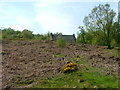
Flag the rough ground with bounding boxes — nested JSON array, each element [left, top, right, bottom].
[[1, 40, 120, 88]]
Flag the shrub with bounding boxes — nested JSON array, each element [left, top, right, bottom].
[[57, 37, 66, 48], [21, 29, 34, 39], [63, 63, 78, 73]]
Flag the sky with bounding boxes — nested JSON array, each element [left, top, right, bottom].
[[0, 0, 119, 36]]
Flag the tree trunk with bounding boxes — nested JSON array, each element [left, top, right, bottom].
[[107, 44, 111, 49]]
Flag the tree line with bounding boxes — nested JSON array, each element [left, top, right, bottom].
[[76, 4, 120, 49], [1, 28, 50, 41]]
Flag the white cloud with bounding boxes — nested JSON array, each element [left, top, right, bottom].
[[0, 3, 33, 31], [36, 11, 75, 34], [16, 16, 28, 24], [33, 0, 78, 34], [3, 15, 33, 31]]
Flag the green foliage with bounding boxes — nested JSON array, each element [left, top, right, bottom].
[[33, 34, 50, 40], [21, 29, 34, 39], [111, 39, 117, 47], [112, 22, 120, 46], [85, 3, 115, 47], [2, 28, 20, 40], [57, 37, 66, 48], [2, 28, 50, 41], [77, 26, 86, 43], [77, 32, 94, 44], [76, 34, 81, 43], [77, 3, 119, 48]]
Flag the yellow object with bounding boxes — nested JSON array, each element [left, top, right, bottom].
[[63, 63, 77, 72]]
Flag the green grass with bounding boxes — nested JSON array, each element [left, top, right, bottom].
[[32, 69, 118, 88], [31, 57, 118, 88]]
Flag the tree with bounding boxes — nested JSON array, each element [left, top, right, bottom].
[[83, 4, 116, 49], [112, 22, 120, 46], [2, 28, 17, 39], [78, 26, 86, 43], [54, 32, 62, 36]]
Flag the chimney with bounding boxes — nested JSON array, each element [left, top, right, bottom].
[[50, 33, 53, 36], [73, 34, 75, 37]]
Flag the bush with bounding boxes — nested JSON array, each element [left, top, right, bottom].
[[57, 37, 66, 48], [21, 29, 34, 39], [63, 63, 78, 73]]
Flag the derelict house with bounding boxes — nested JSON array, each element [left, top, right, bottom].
[[50, 33, 76, 43]]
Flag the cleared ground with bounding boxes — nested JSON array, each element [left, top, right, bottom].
[[2, 40, 120, 88]]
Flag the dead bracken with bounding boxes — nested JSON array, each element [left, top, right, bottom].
[[2, 40, 119, 88]]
